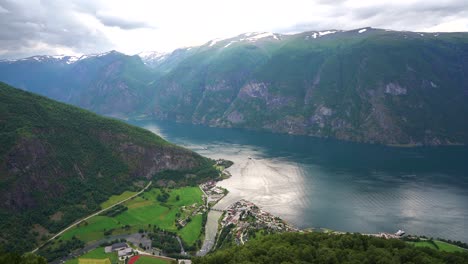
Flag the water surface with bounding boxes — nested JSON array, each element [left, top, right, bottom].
[[130, 119, 468, 242]]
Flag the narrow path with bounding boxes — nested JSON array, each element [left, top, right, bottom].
[[31, 181, 152, 253], [176, 236, 187, 255], [199, 185, 208, 207]]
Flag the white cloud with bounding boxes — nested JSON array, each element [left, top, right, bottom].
[[0, 0, 467, 58]]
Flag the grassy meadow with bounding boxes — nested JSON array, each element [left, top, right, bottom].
[[408, 240, 466, 253], [65, 247, 118, 264], [58, 187, 204, 246], [134, 256, 173, 264], [100, 191, 138, 209]]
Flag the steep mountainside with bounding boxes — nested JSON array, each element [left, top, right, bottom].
[[0, 82, 213, 252], [146, 29, 468, 145], [2, 28, 468, 145], [0, 51, 155, 117]]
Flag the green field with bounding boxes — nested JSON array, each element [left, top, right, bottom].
[[408, 240, 466, 253], [408, 241, 438, 250], [65, 247, 118, 264], [58, 187, 204, 246], [435, 241, 466, 253], [101, 191, 138, 209], [134, 256, 173, 264]]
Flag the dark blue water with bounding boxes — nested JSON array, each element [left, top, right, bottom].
[[130, 119, 468, 242]]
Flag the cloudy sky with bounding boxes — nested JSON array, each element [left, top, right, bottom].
[[0, 0, 467, 59]]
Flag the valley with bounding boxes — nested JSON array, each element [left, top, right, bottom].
[[0, 83, 217, 254], [2, 28, 468, 146], [1, 4, 468, 261]]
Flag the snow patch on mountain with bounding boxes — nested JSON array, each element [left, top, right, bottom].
[[137, 51, 169, 65], [246, 32, 278, 41], [358, 28, 367, 33], [319, 30, 337, 36], [66, 56, 80, 64], [209, 39, 222, 47], [0, 54, 83, 64], [305, 31, 338, 40], [224, 41, 237, 48]]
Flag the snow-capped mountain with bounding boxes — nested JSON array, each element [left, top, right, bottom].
[[137, 51, 170, 67], [138, 51, 169, 62], [0, 50, 123, 65], [204, 32, 283, 49], [0, 55, 80, 64]]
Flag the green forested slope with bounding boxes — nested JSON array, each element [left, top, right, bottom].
[[0, 82, 212, 252], [194, 232, 468, 264], [148, 29, 468, 145]]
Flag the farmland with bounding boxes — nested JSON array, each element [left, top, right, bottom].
[[56, 187, 204, 246], [64, 247, 118, 264]]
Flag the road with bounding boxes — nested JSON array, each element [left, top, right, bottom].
[[32, 181, 152, 254], [176, 236, 187, 255]]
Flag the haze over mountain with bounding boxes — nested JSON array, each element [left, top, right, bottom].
[[0, 82, 213, 252], [1, 28, 467, 146]]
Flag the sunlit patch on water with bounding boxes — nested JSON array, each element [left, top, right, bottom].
[[133, 119, 468, 243]]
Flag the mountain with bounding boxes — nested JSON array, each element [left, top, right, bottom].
[[0, 82, 214, 252], [2, 28, 468, 145], [138, 48, 197, 73], [138, 51, 170, 68], [0, 51, 156, 118], [145, 28, 468, 146]]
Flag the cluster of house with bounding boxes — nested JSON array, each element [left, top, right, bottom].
[[104, 242, 133, 260], [371, 229, 406, 239], [177, 203, 205, 228], [221, 199, 297, 244], [200, 181, 226, 205]]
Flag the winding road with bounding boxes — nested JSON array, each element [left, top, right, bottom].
[[32, 181, 152, 254]]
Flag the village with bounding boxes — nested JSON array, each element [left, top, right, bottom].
[[220, 199, 298, 245]]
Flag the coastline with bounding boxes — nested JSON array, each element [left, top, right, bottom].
[[197, 161, 301, 255]]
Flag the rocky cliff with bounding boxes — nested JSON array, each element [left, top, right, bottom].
[[145, 28, 468, 145]]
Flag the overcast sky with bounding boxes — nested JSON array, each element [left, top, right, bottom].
[[0, 0, 467, 59]]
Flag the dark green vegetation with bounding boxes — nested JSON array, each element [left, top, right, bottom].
[[0, 83, 214, 252], [2, 29, 468, 145], [194, 232, 468, 264], [149, 230, 181, 254], [38, 237, 85, 262], [0, 250, 46, 264]]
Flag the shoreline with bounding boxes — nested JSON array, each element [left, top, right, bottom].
[[127, 117, 466, 148]]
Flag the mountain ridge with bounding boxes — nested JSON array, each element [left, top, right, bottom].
[[1, 28, 468, 145]]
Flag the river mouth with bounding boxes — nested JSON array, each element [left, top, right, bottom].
[[129, 119, 468, 243]]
